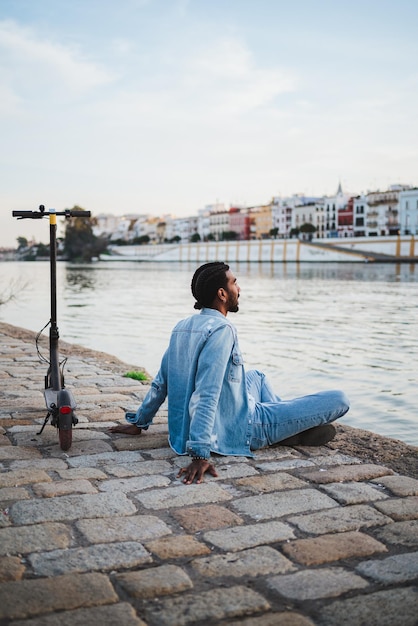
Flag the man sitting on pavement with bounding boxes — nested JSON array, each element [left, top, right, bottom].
[[109, 262, 350, 485]]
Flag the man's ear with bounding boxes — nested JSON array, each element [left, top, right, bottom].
[[218, 287, 227, 302]]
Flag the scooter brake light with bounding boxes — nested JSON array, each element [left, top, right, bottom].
[[60, 405, 72, 414]]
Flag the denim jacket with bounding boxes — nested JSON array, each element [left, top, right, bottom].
[[126, 308, 253, 459]]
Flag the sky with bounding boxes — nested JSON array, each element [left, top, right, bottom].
[[1, 0, 418, 247]]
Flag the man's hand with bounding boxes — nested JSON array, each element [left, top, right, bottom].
[[177, 459, 218, 485], [108, 424, 142, 435]]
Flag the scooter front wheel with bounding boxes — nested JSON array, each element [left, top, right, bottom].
[[57, 389, 74, 451]]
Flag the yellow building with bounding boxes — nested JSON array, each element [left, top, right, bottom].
[[250, 204, 273, 239]]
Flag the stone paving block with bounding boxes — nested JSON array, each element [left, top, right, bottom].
[[0, 522, 73, 556], [356, 550, 418, 583], [191, 546, 295, 578], [33, 479, 99, 497], [255, 459, 315, 472], [0, 555, 25, 581], [10, 491, 136, 525], [76, 514, 172, 544], [115, 564, 193, 598], [310, 453, 362, 467], [48, 439, 114, 456], [29, 541, 152, 576], [232, 488, 338, 520], [10, 427, 109, 447], [146, 447, 177, 460], [10, 602, 147, 626], [203, 520, 295, 552], [268, 567, 369, 601], [114, 432, 169, 450], [0, 486, 29, 502], [253, 448, 302, 462], [371, 474, 418, 496], [135, 482, 232, 510], [56, 467, 108, 480], [67, 450, 144, 468], [235, 472, 308, 493], [374, 519, 418, 547], [104, 459, 172, 477], [282, 530, 387, 565], [144, 585, 270, 626], [98, 474, 171, 493], [0, 468, 52, 488], [317, 586, 418, 626], [10, 458, 68, 471], [145, 535, 211, 558], [0, 572, 118, 620], [374, 495, 418, 520], [0, 434, 11, 446], [320, 481, 389, 504], [0, 446, 42, 461], [171, 504, 244, 532], [288, 503, 392, 535], [212, 462, 259, 480], [299, 463, 394, 484]]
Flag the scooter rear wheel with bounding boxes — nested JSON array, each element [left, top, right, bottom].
[[59, 427, 72, 451], [57, 389, 74, 451]]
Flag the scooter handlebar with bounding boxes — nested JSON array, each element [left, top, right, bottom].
[[12, 210, 44, 219], [69, 210, 91, 217], [12, 209, 91, 219]]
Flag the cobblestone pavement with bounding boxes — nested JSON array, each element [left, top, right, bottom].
[[0, 323, 417, 625]]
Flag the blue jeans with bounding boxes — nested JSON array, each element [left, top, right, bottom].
[[246, 370, 350, 451]]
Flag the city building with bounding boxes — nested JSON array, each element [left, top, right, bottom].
[[365, 185, 410, 236], [250, 204, 273, 239], [353, 196, 367, 237], [399, 188, 418, 235]]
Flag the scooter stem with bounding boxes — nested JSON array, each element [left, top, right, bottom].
[[49, 209, 61, 392]]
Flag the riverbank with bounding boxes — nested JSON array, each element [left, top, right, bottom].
[[0, 321, 417, 625]]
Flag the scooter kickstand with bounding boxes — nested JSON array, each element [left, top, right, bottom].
[[37, 412, 51, 435]]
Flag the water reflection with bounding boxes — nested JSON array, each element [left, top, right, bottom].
[[65, 267, 96, 292], [232, 261, 418, 283]]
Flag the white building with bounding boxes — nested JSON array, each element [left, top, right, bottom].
[[208, 204, 229, 240], [365, 185, 410, 236], [271, 198, 292, 238], [399, 188, 418, 235], [197, 206, 212, 241], [353, 196, 367, 237], [323, 183, 349, 238]]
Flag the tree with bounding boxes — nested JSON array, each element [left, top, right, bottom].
[[269, 228, 279, 239], [190, 233, 201, 243], [0, 278, 28, 306], [299, 223, 316, 233], [299, 223, 316, 241], [220, 230, 238, 241], [17, 236, 28, 250], [64, 206, 108, 262], [132, 235, 150, 245]]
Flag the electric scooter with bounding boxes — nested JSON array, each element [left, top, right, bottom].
[[12, 205, 91, 450]]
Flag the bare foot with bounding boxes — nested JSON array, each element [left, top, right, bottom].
[[108, 424, 142, 435]]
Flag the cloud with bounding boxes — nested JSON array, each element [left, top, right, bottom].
[[0, 19, 114, 100], [183, 38, 296, 115]]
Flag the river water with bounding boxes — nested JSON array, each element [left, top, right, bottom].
[[1, 261, 417, 446]]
